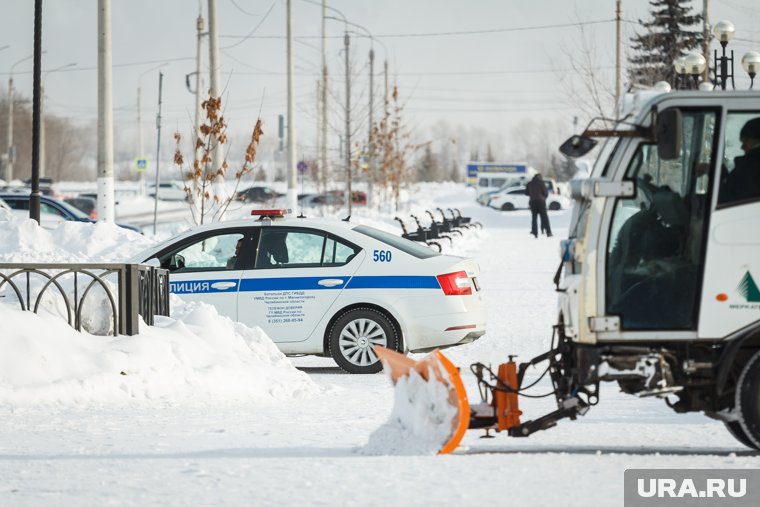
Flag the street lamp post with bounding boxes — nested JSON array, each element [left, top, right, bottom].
[[137, 63, 167, 196], [324, 14, 385, 214], [742, 51, 760, 89], [712, 20, 736, 90], [685, 52, 707, 89]]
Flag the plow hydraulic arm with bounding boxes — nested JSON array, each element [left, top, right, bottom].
[[375, 338, 593, 454]]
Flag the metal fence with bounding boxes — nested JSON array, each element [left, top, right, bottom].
[[0, 263, 170, 336]]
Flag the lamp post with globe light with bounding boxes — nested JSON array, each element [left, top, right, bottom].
[[712, 20, 736, 90], [742, 51, 760, 89]]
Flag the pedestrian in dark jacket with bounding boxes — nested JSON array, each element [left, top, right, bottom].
[[526, 173, 552, 237]]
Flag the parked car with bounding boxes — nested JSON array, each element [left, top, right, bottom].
[[131, 209, 485, 373], [477, 177, 560, 205], [0, 193, 142, 232], [300, 190, 367, 207], [236, 185, 284, 203], [148, 181, 189, 201], [487, 185, 569, 211], [64, 196, 98, 219]]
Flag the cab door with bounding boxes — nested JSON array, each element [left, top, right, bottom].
[[236, 227, 362, 343], [699, 107, 760, 337], [155, 229, 253, 320], [601, 108, 717, 335]]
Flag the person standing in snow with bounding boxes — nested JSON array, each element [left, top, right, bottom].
[[526, 173, 552, 238]]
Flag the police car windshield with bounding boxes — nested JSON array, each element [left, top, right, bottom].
[[352, 225, 439, 259]]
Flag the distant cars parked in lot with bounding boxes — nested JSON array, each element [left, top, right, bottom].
[[235, 185, 284, 203], [299, 190, 367, 207], [487, 185, 569, 211], [148, 182, 189, 201], [132, 209, 485, 373], [477, 177, 561, 206], [0, 192, 142, 232]]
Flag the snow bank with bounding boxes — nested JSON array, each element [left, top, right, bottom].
[[0, 214, 155, 263], [0, 297, 316, 406], [0, 218, 317, 406], [361, 369, 458, 456]]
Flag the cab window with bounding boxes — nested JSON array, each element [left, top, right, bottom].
[[605, 109, 716, 330], [718, 112, 760, 206]]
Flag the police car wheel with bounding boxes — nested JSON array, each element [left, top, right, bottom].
[[328, 308, 398, 374], [548, 201, 561, 211], [735, 350, 760, 450], [501, 202, 515, 211]]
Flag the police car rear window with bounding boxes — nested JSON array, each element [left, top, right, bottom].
[[352, 225, 439, 259]]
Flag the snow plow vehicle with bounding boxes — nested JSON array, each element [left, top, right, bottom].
[[377, 87, 760, 453]]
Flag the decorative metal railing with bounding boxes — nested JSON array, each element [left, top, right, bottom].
[[0, 263, 170, 336]]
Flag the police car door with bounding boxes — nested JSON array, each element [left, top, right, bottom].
[[238, 227, 362, 343], [157, 229, 252, 320]]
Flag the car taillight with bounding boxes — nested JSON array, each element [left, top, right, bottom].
[[437, 271, 472, 296]]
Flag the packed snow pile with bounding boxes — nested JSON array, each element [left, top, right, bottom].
[[0, 217, 317, 406], [0, 214, 156, 263], [361, 368, 458, 456]]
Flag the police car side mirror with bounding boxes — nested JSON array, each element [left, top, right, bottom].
[[656, 108, 682, 161], [168, 253, 185, 271]]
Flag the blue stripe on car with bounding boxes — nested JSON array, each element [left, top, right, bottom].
[[169, 275, 440, 294]]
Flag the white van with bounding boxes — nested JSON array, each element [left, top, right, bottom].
[[467, 163, 536, 197]]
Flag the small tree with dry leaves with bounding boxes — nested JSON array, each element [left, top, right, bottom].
[[368, 85, 417, 211], [173, 92, 263, 224]]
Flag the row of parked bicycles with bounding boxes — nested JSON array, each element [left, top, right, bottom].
[[394, 208, 482, 252]]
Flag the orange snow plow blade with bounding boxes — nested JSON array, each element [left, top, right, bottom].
[[374, 346, 470, 454]]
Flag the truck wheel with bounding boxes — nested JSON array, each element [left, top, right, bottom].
[[501, 202, 515, 211], [328, 308, 398, 374], [724, 421, 757, 449], [735, 350, 760, 449]]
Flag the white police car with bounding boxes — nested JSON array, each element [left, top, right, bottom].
[[133, 210, 486, 373]]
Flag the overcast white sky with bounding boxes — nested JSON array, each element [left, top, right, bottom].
[[1, 0, 759, 167]]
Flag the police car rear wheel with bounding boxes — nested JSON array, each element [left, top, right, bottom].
[[548, 201, 561, 211], [501, 202, 515, 211], [328, 308, 398, 374]]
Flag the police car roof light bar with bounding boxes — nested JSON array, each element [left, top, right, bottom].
[[250, 209, 289, 217]]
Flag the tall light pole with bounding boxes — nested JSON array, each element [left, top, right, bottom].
[[97, 0, 115, 223], [194, 11, 204, 168], [40, 62, 77, 179], [320, 0, 327, 194], [137, 63, 166, 196], [5, 54, 34, 183], [30, 0, 43, 223], [615, 0, 621, 110], [286, 0, 297, 212], [207, 0, 223, 187]]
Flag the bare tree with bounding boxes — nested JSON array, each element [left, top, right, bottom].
[[173, 92, 263, 225], [556, 23, 617, 124]]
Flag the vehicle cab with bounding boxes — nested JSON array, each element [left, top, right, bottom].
[[558, 90, 760, 346]]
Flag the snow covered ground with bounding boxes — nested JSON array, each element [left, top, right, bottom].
[[0, 183, 758, 506]]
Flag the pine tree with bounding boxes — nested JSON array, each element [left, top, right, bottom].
[[628, 0, 704, 87]]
